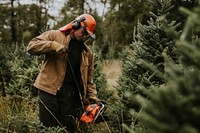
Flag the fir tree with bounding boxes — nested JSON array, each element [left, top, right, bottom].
[[117, 0, 180, 128], [93, 54, 111, 101], [136, 1, 200, 132]]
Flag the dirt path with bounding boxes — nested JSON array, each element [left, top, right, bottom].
[[101, 60, 122, 91]]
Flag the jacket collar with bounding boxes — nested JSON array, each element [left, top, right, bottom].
[[67, 33, 88, 52]]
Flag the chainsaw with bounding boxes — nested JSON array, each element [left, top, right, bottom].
[[80, 102, 105, 123]]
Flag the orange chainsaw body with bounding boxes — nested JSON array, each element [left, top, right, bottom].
[[80, 103, 104, 123]]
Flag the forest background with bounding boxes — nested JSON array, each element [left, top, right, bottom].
[[0, 0, 200, 133]]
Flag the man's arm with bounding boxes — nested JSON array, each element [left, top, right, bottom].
[[27, 30, 66, 55]]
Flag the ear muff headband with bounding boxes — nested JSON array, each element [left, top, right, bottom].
[[72, 17, 86, 30]]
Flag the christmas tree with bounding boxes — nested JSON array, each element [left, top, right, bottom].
[[136, 0, 200, 133], [117, 0, 180, 128]]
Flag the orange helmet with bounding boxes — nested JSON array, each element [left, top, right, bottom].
[[59, 14, 96, 39]]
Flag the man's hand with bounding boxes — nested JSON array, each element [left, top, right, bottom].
[[50, 41, 67, 54], [89, 97, 101, 104]]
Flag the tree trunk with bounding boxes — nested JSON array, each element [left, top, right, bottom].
[[11, 0, 16, 44], [79, 0, 84, 14]]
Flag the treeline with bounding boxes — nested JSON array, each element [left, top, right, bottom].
[[0, 0, 196, 59]]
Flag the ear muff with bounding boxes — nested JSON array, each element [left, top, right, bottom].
[[72, 17, 86, 30]]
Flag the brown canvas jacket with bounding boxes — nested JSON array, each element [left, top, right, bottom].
[[27, 30, 99, 103]]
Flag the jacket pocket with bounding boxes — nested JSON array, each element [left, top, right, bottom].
[[39, 58, 58, 85]]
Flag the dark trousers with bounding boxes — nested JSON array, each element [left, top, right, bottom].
[[38, 84, 83, 133]]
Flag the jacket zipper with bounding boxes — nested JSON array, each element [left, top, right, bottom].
[[57, 35, 71, 91]]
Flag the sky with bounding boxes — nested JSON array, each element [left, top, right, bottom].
[[48, 0, 64, 16], [48, 0, 109, 16]]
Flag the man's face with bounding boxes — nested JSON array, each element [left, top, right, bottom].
[[74, 27, 90, 42]]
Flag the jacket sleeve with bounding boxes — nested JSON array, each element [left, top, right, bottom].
[[27, 30, 54, 55], [87, 52, 100, 102]]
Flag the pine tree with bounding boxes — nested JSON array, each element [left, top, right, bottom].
[[136, 1, 200, 132], [116, 0, 180, 128], [93, 54, 111, 101]]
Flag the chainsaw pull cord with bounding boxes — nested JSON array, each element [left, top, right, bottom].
[[67, 56, 94, 131], [67, 57, 85, 109], [66, 42, 111, 133], [68, 55, 112, 133]]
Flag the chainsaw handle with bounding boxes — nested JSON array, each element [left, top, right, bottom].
[[99, 102, 105, 108]]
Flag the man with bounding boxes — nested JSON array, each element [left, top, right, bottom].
[[27, 14, 100, 133]]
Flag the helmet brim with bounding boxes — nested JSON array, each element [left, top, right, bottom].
[[86, 28, 96, 39]]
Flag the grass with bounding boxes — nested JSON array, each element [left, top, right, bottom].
[[0, 95, 38, 133]]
